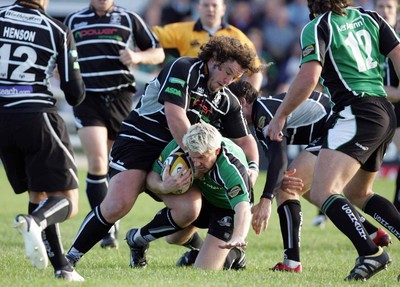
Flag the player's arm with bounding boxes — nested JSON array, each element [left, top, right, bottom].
[[231, 134, 259, 186], [165, 102, 191, 149], [57, 29, 85, 106], [388, 45, 400, 83], [219, 201, 252, 249], [119, 47, 165, 66], [267, 61, 321, 141]]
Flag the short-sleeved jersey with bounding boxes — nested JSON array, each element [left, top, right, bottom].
[[300, 7, 400, 111], [64, 5, 160, 93], [152, 138, 252, 210], [118, 57, 250, 145], [253, 91, 331, 197], [0, 1, 84, 112], [152, 19, 260, 66]]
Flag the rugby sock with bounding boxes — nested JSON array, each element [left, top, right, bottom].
[[135, 208, 183, 244], [67, 206, 113, 261], [30, 196, 72, 229], [29, 202, 71, 271], [363, 194, 400, 241], [395, 170, 400, 212], [183, 232, 204, 250], [86, 173, 108, 209], [322, 194, 378, 256], [358, 214, 378, 235], [277, 200, 302, 263]]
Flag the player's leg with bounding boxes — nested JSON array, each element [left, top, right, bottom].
[[67, 169, 146, 266], [125, 186, 202, 267], [391, 128, 400, 211]]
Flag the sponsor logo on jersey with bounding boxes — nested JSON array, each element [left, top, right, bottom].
[[74, 28, 119, 39], [190, 39, 201, 48], [168, 77, 185, 87], [196, 87, 204, 94], [227, 185, 242, 198], [217, 216, 232, 227], [302, 45, 315, 57], [338, 20, 363, 32], [5, 10, 42, 24], [69, 50, 78, 58], [212, 92, 221, 106], [192, 98, 214, 115], [165, 87, 182, 97], [2, 27, 36, 42], [0, 86, 32, 95], [355, 142, 369, 151], [73, 22, 89, 29]]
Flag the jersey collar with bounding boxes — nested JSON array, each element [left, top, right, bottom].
[[16, 0, 44, 12], [193, 18, 230, 32]]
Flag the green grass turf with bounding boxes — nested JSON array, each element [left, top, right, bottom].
[[0, 166, 399, 287]]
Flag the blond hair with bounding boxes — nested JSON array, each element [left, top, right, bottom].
[[183, 123, 222, 153]]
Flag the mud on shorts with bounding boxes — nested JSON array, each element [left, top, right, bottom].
[[192, 196, 235, 242], [73, 90, 133, 140], [0, 112, 78, 194], [324, 97, 396, 172]]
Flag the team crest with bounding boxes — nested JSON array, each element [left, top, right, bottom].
[[257, 116, 266, 129], [196, 86, 204, 94], [227, 185, 242, 198], [212, 92, 221, 106], [110, 13, 121, 25]]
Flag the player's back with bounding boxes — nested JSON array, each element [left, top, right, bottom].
[[0, 1, 71, 111]]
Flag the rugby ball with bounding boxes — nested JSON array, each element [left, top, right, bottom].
[[161, 151, 193, 194]]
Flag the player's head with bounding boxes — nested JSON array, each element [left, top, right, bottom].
[[197, 0, 226, 29], [199, 36, 260, 92], [228, 80, 259, 123], [307, 0, 349, 19], [374, 0, 398, 27], [183, 122, 222, 176]]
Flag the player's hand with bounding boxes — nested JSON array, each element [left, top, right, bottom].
[[251, 198, 272, 234], [266, 116, 286, 142], [247, 168, 258, 188], [119, 49, 142, 67], [218, 235, 247, 249], [281, 169, 303, 193], [161, 165, 192, 194]]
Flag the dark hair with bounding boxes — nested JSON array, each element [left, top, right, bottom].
[[228, 80, 259, 104], [307, 0, 350, 16], [198, 35, 261, 75]]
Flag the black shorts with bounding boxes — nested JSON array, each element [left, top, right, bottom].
[[108, 136, 167, 178], [0, 112, 78, 194], [324, 97, 396, 172], [73, 90, 133, 140], [192, 197, 235, 242]]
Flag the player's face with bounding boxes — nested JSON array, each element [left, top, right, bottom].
[[90, 0, 114, 13], [375, 0, 398, 27], [188, 149, 220, 178], [198, 0, 226, 28], [207, 60, 244, 92]]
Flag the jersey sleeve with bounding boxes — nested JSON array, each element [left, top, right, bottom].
[[57, 27, 85, 106], [157, 58, 192, 109], [130, 12, 161, 50], [300, 20, 327, 66], [219, 92, 250, 138]]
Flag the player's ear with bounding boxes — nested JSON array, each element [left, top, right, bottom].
[[215, 147, 221, 155]]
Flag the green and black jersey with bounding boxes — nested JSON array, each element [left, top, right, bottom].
[[152, 138, 252, 210], [300, 7, 399, 111]]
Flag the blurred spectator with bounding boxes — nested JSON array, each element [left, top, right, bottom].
[[353, 0, 374, 10], [287, 0, 310, 29], [227, 0, 257, 33], [161, 0, 194, 25]]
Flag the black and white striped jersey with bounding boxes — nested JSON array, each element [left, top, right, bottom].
[[64, 5, 160, 93], [253, 91, 332, 198], [118, 57, 250, 145], [0, 0, 85, 112]]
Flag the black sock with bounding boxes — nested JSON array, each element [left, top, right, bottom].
[[67, 206, 113, 260], [363, 194, 400, 241], [86, 173, 108, 209], [31, 196, 72, 228], [183, 232, 204, 250], [395, 169, 400, 212], [322, 194, 378, 256], [138, 208, 183, 243], [29, 202, 71, 271], [277, 200, 302, 262], [358, 214, 378, 235]]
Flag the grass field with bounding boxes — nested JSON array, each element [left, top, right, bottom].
[[0, 166, 399, 287]]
